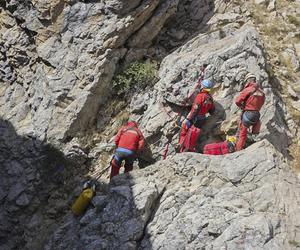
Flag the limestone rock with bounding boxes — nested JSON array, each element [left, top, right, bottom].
[[254, 0, 269, 5], [267, 0, 276, 11], [282, 47, 300, 72], [0, 0, 179, 145], [46, 141, 300, 250], [128, 0, 179, 48], [1, 1, 300, 250], [131, 25, 289, 160], [287, 85, 297, 98]]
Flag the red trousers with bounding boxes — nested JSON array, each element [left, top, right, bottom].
[[110, 159, 134, 180], [236, 120, 261, 151]]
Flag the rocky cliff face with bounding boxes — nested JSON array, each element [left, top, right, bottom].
[[0, 0, 179, 143], [130, 25, 289, 161], [1, 0, 300, 250], [46, 140, 300, 250]]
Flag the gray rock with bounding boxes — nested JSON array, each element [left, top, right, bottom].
[[254, 0, 269, 5], [128, 0, 179, 48], [63, 138, 88, 165], [1, 1, 300, 250], [46, 141, 300, 250], [15, 193, 30, 206], [0, 0, 177, 144], [7, 160, 24, 176], [91, 195, 108, 211], [131, 25, 289, 160], [0, 187, 6, 202], [7, 183, 26, 201], [281, 47, 300, 72], [267, 0, 276, 11], [88, 143, 115, 159], [287, 85, 298, 98]]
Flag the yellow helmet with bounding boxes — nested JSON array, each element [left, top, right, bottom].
[[226, 136, 237, 143]]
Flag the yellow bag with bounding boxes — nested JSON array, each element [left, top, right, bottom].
[[71, 188, 94, 216]]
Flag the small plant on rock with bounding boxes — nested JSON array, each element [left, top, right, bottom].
[[112, 60, 158, 95]]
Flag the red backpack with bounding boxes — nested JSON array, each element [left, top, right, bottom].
[[203, 141, 236, 155], [179, 125, 201, 152]]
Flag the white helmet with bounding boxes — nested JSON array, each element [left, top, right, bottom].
[[245, 73, 256, 81]]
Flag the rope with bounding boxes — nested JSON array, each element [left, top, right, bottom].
[[162, 65, 207, 159]]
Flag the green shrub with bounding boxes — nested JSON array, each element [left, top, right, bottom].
[[112, 61, 158, 95], [289, 240, 300, 247], [287, 14, 300, 26]]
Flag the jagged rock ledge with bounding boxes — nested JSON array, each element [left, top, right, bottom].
[[46, 140, 300, 250], [130, 25, 290, 161]]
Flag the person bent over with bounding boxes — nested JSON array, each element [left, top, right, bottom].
[[235, 73, 265, 151], [110, 121, 145, 179]]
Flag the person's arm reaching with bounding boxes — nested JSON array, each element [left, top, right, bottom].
[[187, 104, 200, 121]]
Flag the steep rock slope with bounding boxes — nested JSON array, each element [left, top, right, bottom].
[[0, 118, 85, 250], [1, 0, 300, 250], [130, 25, 289, 161], [46, 140, 300, 250], [0, 0, 179, 143]]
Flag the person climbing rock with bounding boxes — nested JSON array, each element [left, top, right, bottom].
[[235, 73, 265, 151], [110, 121, 145, 179], [179, 79, 215, 152], [184, 78, 215, 129], [203, 136, 237, 155]]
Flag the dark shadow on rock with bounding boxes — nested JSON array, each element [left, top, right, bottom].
[[138, 141, 156, 169], [45, 173, 158, 250], [197, 101, 227, 152], [153, 0, 216, 53], [0, 118, 90, 250]]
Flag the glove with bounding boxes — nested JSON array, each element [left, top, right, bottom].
[[184, 119, 191, 129]]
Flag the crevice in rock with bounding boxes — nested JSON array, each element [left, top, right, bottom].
[[263, 219, 274, 245], [208, 231, 221, 238], [136, 186, 166, 248], [14, 17, 38, 45], [36, 57, 56, 69], [0, 1, 6, 9]]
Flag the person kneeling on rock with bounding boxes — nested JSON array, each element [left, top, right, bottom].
[[203, 136, 236, 155], [235, 73, 265, 151], [110, 121, 145, 180], [179, 79, 215, 152]]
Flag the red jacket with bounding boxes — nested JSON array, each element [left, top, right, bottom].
[[115, 122, 145, 152], [203, 141, 235, 155], [235, 81, 265, 111], [187, 90, 215, 120]]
